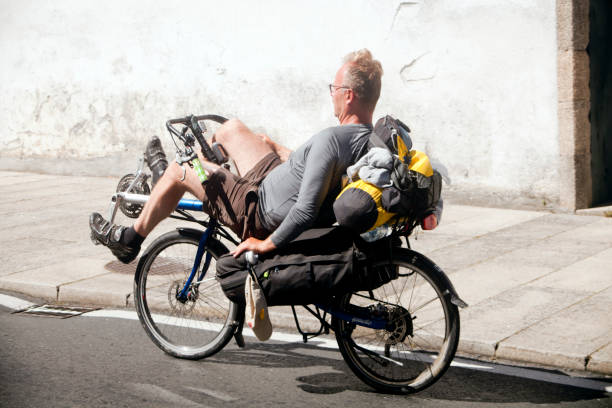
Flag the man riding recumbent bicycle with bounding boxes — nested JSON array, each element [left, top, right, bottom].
[[89, 49, 466, 394]]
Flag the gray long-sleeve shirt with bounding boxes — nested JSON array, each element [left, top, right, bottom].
[[257, 124, 372, 247]]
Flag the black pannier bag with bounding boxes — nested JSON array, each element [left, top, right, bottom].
[[215, 227, 399, 306]]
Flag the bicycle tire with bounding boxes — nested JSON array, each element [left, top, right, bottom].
[[134, 229, 239, 359], [334, 248, 460, 394]]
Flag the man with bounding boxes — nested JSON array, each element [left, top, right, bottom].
[[90, 49, 437, 262]]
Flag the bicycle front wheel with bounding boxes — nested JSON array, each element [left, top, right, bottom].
[[134, 229, 239, 359], [334, 249, 460, 394]]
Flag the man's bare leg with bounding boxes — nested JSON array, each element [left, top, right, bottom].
[[133, 118, 271, 237], [132, 160, 211, 237], [214, 118, 275, 175], [90, 118, 275, 263]]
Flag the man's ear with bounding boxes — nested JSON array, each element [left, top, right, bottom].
[[345, 89, 355, 105]]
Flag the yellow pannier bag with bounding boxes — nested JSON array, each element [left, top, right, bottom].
[[407, 150, 433, 177], [333, 150, 439, 233], [333, 179, 395, 234]]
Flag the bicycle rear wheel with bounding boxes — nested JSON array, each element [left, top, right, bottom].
[[134, 229, 239, 359], [334, 249, 460, 394]]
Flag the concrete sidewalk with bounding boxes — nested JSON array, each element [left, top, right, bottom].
[[1, 170, 611, 377]]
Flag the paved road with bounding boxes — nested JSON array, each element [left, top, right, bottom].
[[1, 302, 610, 408]]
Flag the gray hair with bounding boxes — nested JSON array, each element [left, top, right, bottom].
[[343, 49, 383, 110]]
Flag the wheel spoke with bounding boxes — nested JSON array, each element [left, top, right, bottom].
[[335, 249, 459, 394], [134, 232, 237, 359]]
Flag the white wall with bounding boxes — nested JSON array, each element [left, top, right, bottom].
[[0, 0, 559, 204]]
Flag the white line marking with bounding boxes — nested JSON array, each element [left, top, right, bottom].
[[84, 309, 139, 320], [448, 357, 612, 393], [3, 296, 610, 394], [0, 294, 36, 311], [129, 383, 208, 408], [183, 386, 238, 402]]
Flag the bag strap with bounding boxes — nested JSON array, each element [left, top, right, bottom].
[[369, 129, 391, 150]]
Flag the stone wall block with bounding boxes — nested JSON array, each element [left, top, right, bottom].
[[559, 151, 592, 210], [573, 151, 593, 209], [558, 100, 591, 155], [559, 157, 576, 209], [572, 50, 591, 101], [556, 0, 574, 51], [558, 49, 591, 104], [557, 50, 573, 102], [558, 102, 576, 156], [557, 0, 590, 50]]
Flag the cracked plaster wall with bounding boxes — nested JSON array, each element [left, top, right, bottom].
[[0, 0, 558, 206]]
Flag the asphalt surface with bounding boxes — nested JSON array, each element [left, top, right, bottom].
[[1, 302, 610, 408]]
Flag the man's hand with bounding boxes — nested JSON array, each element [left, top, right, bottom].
[[421, 213, 438, 230], [231, 236, 277, 258], [258, 133, 292, 162]]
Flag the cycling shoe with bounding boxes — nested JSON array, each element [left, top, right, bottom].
[[145, 136, 168, 187], [89, 212, 140, 264]]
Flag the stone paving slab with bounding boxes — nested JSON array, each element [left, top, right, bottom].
[[458, 286, 588, 357], [429, 234, 528, 274], [435, 208, 544, 238], [496, 286, 612, 371], [0, 236, 76, 261], [0, 257, 110, 300], [0, 173, 53, 186], [493, 237, 610, 270], [59, 271, 134, 307], [451, 261, 554, 306], [577, 204, 612, 217], [588, 341, 612, 374], [437, 204, 491, 224], [1, 214, 85, 241], [528, 248, 612, 294], [0, 182, 110, 204], [552, 217, 612, 243], [0, 193, 106, 215], [483, 213, 601, 241], [0, 242, 107, 277], [407, 231, 471, 254]]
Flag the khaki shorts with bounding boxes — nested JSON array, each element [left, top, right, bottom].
[[201, 152, 282, 240]]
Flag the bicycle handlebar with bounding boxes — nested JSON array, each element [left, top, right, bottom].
[[245, 251, 259, 266], [165, 114, 228, 164]]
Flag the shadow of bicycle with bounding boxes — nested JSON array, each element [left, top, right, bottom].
[[205, 340, 610, 405]]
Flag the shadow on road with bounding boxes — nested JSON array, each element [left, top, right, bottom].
[[207, 341, 609, 404]]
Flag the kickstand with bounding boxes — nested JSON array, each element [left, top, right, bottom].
[[232, 303, 246, 348]]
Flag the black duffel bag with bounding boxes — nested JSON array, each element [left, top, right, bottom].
[[216, 227, 399, 306]]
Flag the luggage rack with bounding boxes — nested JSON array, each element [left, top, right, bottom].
[[291, 304, 331, 343]]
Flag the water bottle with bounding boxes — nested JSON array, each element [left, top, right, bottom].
[[191, 158, 208, 183], [360, 224, 392, 242]]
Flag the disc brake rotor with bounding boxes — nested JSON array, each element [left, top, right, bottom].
[[167, 280, 197, 313]]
